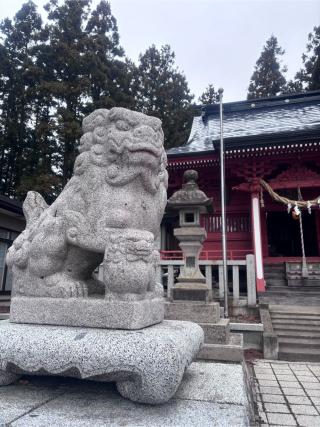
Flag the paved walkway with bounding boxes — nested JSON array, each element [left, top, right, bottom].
[[252, 360, 320, 426], [0, 361, 250, 426]]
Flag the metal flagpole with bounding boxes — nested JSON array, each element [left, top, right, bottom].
[[218, 88, 229, 318]]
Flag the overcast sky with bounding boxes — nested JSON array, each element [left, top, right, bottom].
[[1, 0, 319, 102]]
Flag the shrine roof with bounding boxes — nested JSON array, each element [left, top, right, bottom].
[[0, 195, 23, 215], [167, 90, 320, 157]]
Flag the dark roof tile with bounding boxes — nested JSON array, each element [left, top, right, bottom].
[[167, 91, 320, 156]]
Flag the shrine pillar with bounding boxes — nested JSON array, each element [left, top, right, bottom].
[[251, 191, 266, 292]]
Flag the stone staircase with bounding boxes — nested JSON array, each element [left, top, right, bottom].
[[269, 304, 320, 362], [165, 301, 243, 362], [264, 263, 287, 288], [260, 263, 320, 306], [0, 295, 10, 319]]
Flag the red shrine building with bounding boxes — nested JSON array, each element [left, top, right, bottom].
[[161, 90, 320, 293]]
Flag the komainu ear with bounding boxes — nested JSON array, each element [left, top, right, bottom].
[[23, 191, 48, 227], [82, 109, 109, 133]]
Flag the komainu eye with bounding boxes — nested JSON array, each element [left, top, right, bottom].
[[115, 120, 130, 131]]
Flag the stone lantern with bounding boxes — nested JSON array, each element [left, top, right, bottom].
[[167, 170, 213, 301]]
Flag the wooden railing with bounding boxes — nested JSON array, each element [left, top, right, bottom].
[[157, 254, 256, 306], [201, 214, 251, 233], [160, 249, 250, 260]]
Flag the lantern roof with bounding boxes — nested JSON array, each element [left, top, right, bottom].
[[167, 170, 213, 213]]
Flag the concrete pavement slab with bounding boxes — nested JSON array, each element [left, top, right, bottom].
[[260, 386, 283, 395], [0, 379, 62, 425], [255, 374, 276, 380], [290, 404, 318, 415], [11, 396, 249, 427], [295, 375, 318, 382], [257, 379, 279, 387], [264, 402, 290, 413], [278, 381, 301, 388], [281, 387, 307, 396], [306, 389, 320, 397], [301, 382, 320, 390], [295, 415, 320, 426], [174, 361, 247, 405], [286, 395, 312, 405], [275, 375, 297, 381], [310, 396, 320, 405], [266, 412, 297, 426], [261, 394, 286, 403], [0, 361, 251, 427], [253, 360, 320, 427]]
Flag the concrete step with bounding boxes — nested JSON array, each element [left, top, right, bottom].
[[273, 324, 320, 332], [197, 333, 243, 362], [265, 271, 286, 276], [271, 314, 320, 321], [259, 298, 320, 307], [265, 286, 288, 289], [265, 286, 320, 299], [264, 265, 285, 271], [266, 282, 287, 287], [198, 319, 230, 345], [276, 330, 320, 338], [265, 275, 286, 280], [278, 346, 320, 362], [0, 314, 9, 320], [272, 319, 320, 326], [0, 302, 10, 314], [265, 288, 320, 294], [277, 337, 320, 348], [269, 305, 320, 314]]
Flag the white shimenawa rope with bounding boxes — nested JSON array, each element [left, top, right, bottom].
[[260, 179, 311, 278], [297, 188, 308, 278], [260, 179, 320, 209]]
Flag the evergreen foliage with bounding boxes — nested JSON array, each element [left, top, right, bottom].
[[0, 1, 49, 198], [247, 35, 287, 99], [135, 44, 194, 149], [295, 26, 320, 91], [198, 84, 219, 105], [0, 2, 195, 200]]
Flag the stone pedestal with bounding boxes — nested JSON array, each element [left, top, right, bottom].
[[165, 301, 220, 323], [165, 301, 243, 362], [10, 295, 164, 330], [0, 319, 203, 405], [172, 227, 211, 301], [172, 285, 210, 302]]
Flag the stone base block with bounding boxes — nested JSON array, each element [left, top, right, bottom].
[[165, 301, 220, 324], [197, 334, 243, 362], [199, 319, 230, 344], [172, 287, 209, 302], [0, 319, 203, 404], [10, 296, 164, 330]]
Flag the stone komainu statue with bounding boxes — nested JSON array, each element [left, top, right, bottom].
[[0, 110, 203, 405], [7, 108, 168, 301]]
